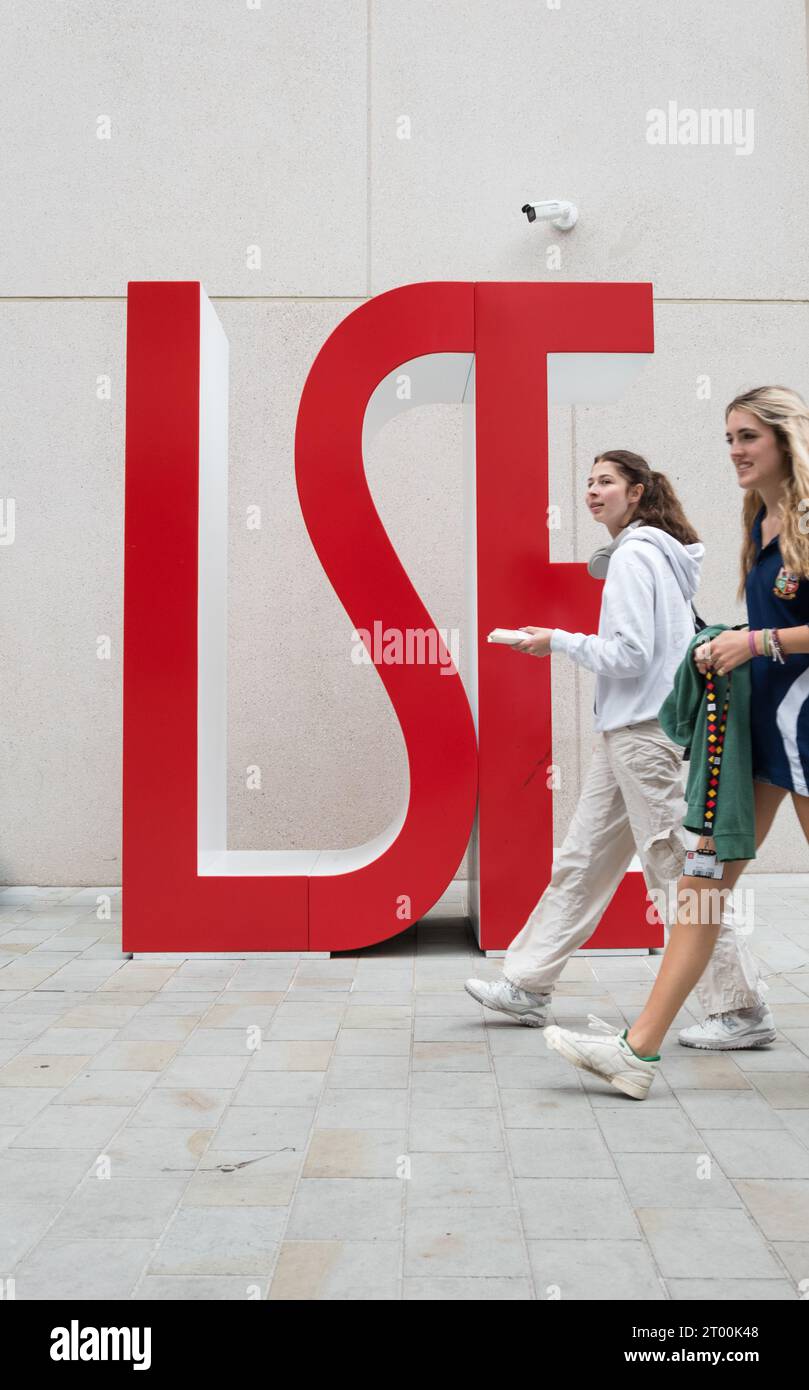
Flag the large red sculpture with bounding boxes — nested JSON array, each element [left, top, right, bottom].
[[123, 280, 660, 953]]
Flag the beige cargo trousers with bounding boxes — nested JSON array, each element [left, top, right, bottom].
[[503, 717, 767, 1015]]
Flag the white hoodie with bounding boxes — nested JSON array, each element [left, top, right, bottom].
[[550, 522, 705, 733]]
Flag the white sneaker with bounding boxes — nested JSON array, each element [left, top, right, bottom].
[[464, 975, 551, 1026], [544, 1014, 659, 1100], [678, 1004, 776, 1050]]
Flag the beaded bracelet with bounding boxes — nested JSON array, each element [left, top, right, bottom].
[[770, 628, 786, 664]]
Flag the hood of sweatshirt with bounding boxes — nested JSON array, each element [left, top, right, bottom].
[[588, 520, 704, 602]]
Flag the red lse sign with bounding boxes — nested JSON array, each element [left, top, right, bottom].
[[122, 279, 661, 954]]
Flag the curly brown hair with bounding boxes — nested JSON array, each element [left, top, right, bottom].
[[595, 450, 701, 546]]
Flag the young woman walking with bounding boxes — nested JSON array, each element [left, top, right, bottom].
[[545, 387, 809, 1098], [465, 450, 710, 1031]]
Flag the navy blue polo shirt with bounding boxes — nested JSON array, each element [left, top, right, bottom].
[[745, 505, 809, 791]]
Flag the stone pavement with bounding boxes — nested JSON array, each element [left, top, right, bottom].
[[1, 880, 808, 1300]]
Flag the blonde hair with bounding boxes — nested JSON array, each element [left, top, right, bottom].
[[726, 386, 809, 598]]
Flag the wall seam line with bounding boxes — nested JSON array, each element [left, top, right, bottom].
[[1, 296, 809, 306]]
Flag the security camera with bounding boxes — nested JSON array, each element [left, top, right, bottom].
[[521, 200, 578, 231]]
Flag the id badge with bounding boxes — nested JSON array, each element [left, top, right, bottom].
[[684, 849, 724, 880]]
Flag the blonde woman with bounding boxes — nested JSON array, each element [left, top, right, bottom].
[[546, 387, 809, 1098]]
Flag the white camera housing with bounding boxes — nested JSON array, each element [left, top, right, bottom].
[[521, 199, 578, 231]]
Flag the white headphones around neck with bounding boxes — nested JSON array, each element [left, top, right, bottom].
[[587, 519, 644, 579]]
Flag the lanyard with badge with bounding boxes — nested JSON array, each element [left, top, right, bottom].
[[683, 663, 729, 880]]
